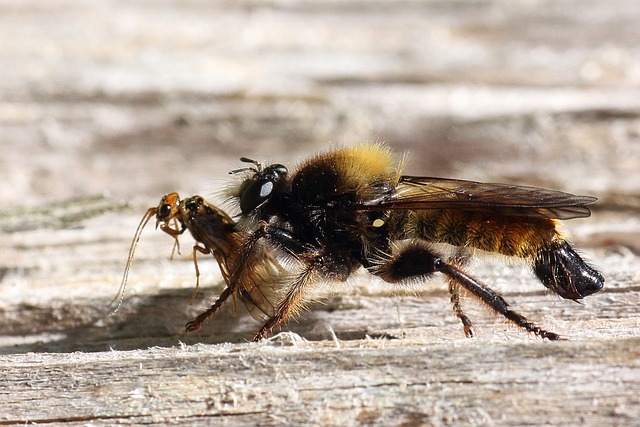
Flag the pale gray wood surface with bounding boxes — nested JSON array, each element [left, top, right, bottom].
[[1, 1, 639, 425]]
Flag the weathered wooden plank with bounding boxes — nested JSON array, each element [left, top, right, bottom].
[[2, 336, 640, 425], [1, 200, 638, 426]]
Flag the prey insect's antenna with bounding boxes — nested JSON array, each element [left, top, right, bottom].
[[110, 207, 157, 316]]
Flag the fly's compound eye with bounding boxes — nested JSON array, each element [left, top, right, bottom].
[[239, 164, 287, 214], [269, 164, 288, 178]]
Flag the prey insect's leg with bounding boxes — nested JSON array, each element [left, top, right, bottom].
[[159, 220, 184, 238], [158, 221, 185, 260], [190, 244, 211, 304], [168, 218, 182, 258], [185, 225, 268, 333], [160, 220, 209, 304], [368, 243, 561, 340], [159, 218, 217, 305]]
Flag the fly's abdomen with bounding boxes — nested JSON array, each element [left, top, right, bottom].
[[406, 209, 604, 299], [408, 210, 557, 258]]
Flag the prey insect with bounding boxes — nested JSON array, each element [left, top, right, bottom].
[[184, 143, 603, 341], [113, 193, 285, 323]]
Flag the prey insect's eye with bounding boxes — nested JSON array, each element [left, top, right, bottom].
[[158, 203, 172, 219], [239, 164, 287, 214], [186, 198, 203, 213], [156, 193, 181, 221]]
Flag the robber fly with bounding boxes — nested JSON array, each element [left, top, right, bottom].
[[182, 143, 604, 341], [114, 193, 286, 323]]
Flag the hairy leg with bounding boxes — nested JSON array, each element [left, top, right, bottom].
[[368, 243, 560, 340], [253, 265, 317, 341], [185, 228, 265, 333]]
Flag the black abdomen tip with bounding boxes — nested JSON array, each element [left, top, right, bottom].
[[534, 241, 604, 300]]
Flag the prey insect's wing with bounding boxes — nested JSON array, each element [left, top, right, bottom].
[[237, 264, 280, 321], [229, 250, 282, 322], [187, 210, 279, 321], [361, 176, 596, 220]]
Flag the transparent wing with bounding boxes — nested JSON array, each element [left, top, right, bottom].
[[189, 215, 281, 321], [360, 176, 596, 220]]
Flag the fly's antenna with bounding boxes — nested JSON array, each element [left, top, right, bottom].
[[110, 207, 157, 316], [229, 157, 262, 175]]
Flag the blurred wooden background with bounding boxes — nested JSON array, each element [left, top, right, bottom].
[[1, 1, 639, 425]]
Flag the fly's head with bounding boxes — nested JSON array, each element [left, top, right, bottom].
[[230, 158, 288, 215]]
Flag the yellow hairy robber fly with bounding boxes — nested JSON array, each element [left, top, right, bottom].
[[118, 144, 604, 341]]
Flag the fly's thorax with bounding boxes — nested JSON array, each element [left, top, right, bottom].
[[290, 143, 400, 204]]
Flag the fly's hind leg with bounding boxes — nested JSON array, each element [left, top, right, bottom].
[[439, 261, 561, 340], [448, 279, 474, 338], [444, 252, 475, 338], [368, 243, 561, 340]]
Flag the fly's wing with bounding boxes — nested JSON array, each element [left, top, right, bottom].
[[361, 176, 597, 220]]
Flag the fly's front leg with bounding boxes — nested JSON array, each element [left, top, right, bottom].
[[185, 285, 234, 333], [251, 224, 321, 341], [254, 264, 317, 341]]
